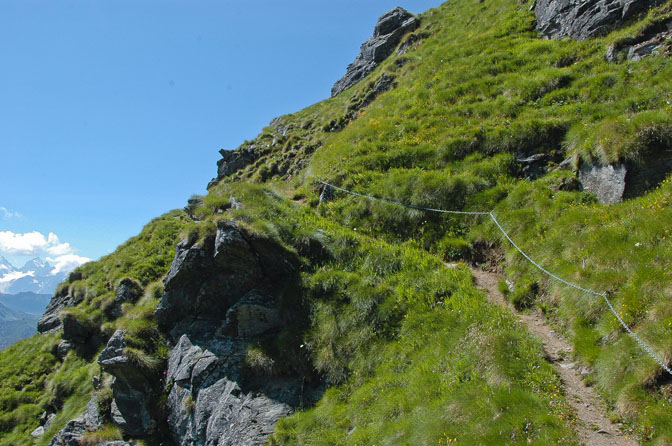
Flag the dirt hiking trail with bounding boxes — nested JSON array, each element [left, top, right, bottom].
[[470, 266, 637, 446]]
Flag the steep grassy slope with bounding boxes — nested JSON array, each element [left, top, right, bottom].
[[2, 0, 672, 444], [0, 211, 193, 445], [216, 0, 672, 441]]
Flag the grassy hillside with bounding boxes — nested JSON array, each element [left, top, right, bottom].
[[2, 0, 672, 444], [0, 211, 193, 445]]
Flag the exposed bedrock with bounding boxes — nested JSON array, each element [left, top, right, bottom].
[[155, 219, 320, 445], [535, 0, 663, 40], [331, 7, 419, 96]]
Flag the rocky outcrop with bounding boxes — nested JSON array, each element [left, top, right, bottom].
[[155, 218, 319, 445], [98, 330, 157, 437], [606, 18, 672, 62], [215, 148, 259, 181], [579, 163, 627, 204], [165, 334, 297, 446], [535, 0, 663, 40], [331, 7, 419, 96], [38, 284, 83, 333], [155, 220, 297, 337], [47, 405, 102, 446]]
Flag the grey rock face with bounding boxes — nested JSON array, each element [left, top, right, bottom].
[[535, 0, 662, 40], [331, 7, 419, 96], [98, 330, 157, 436], [61, 313, 96, 345], [155, 220, 296, 337], [47, 417, 86, 446], [156, 219, 318, 446], [579, 164, 627, 204], [516, 153, 556, 180], [55, 340, 75, 360], [84, 394, 105, 431], [166, 334, 295, 446]]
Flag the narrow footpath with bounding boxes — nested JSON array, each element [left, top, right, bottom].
[[469, 267, 637, 446]]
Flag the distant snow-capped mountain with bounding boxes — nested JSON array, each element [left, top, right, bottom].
[[0, 257, 68, 295]]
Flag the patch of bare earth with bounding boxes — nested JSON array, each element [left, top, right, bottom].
[[469, 266, 637, 446]]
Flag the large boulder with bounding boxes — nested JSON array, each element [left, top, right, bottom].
[[331, 7, 419, 96], [535, 0, 663, 40]]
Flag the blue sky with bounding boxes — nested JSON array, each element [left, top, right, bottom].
[[0, 0, 443, 269]]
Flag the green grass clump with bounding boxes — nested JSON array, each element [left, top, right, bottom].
[[79, 424, 123, 445]]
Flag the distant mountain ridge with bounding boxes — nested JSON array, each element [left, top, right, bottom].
[[0, 301, 38, 350], [0, 291, 51, 316], [0, 256, 68, 295]]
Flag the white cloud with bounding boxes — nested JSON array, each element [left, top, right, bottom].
[[47, 254, 91, 275], [0, 230, 91, 275], [0, 270, 34, 283], [0, 206, 21, 220], [0, 230, 74, 256]]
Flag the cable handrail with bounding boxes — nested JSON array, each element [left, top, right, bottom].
[[317, 179, 672, 375]]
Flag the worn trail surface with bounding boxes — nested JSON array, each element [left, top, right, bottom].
[[470, 267, 637, 446]]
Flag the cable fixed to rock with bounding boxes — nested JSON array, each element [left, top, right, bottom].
[[316, 178, 672, 375]]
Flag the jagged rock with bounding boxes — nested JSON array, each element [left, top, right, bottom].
[[535, 0, 663, 40], [155, 217, 319, 445], [47, 417, 86, 446], [579, 163, 627, 204], [165, 334, 295, 446], [218, 148, 258, 178], [155, 220, 296, 337], [105, 278, 143, 319], [331, 7, 419, 96], [606, 18, 672, 62], [38, 287, 83, 333], [40, 411, 56, 428], [98, 330, 156, 436], [84, 395, 105, 431]]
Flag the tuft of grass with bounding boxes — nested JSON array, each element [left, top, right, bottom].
[[79, 424, 123, 446]]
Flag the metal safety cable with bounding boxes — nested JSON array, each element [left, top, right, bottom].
[[317, 179, 672, 375]]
